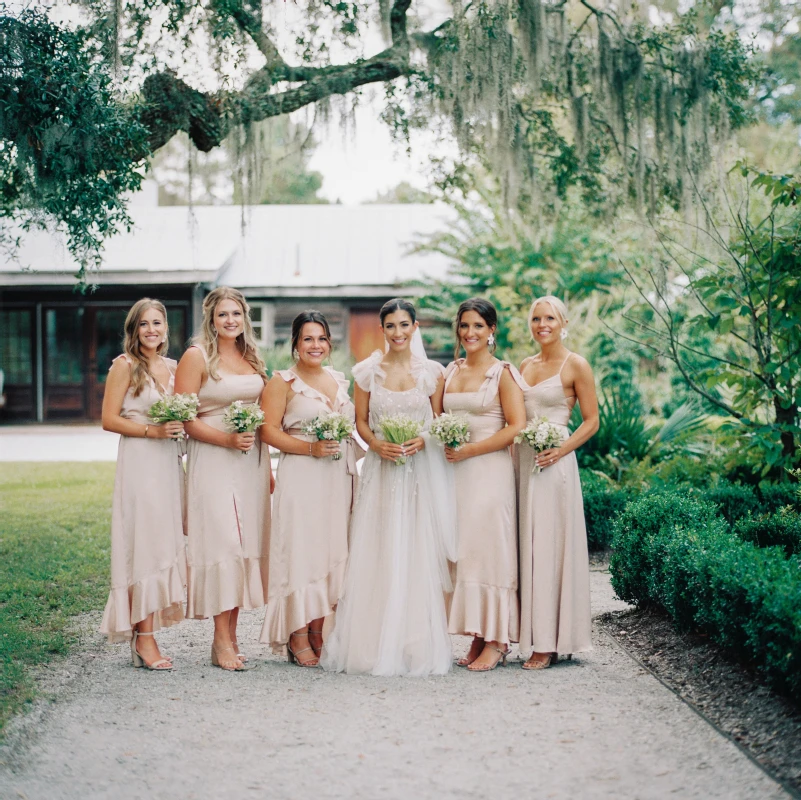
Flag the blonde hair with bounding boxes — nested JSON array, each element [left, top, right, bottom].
[[528, 295, 569, 336], [195, 286, 267, 382], [123, 298, 169, 397]]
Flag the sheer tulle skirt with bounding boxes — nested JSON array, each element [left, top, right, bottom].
[[321, 440, 456, 676]]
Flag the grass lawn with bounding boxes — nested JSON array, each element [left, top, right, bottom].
[[0, 462, 114, 733]]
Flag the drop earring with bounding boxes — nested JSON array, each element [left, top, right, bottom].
[[560, 329, 568, 341], [292, 349, 299, 361], [487, 334, 495, 348]]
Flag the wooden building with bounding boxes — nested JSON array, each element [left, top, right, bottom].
[[0, 193, 452, 422]]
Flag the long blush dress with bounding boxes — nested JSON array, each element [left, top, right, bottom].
[[321, 351, 457, 676], [100, 355, 186, 643], [185, 348, 271, 619], [517, 353, 591, 656], [260, 368, 356, 650], [444, 359, 520, 648]]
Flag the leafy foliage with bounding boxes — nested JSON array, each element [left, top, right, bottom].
[[0, 6, 147, 282], [733, 508, 801, 557], [622, 165, 801, 470], [610, 490, 801, 701]]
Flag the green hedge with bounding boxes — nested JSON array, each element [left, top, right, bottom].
[[610, 492, 801, 701], [580, 470, 633, 550], [700, 481, 799, 525], [733, 509, 801, 557]]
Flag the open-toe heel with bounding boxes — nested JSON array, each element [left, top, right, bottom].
[[308, 629, 324, 659], [522, 651, 556, 671], [466, 645, 510, 673], [288, 631, 319, 668], [211, 644, 245, 671], [130, 631, 173, 671]]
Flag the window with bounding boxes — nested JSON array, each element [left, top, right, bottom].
[[0, 309, 33, 384], [250, 303, 268, 346]]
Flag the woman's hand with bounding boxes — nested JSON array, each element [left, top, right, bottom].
[[228, 431, 256, 453], [151, 421, 185, 440], [536, 447, 564, 469], [370, 438, 406, 462], [311, 439, 341, 458], [401, 436, 425, 457], [445, 442, 476, 463]]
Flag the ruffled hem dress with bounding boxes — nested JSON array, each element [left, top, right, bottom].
[[99, 355, 187, 643], [260, 367, 356, 650], [184, 347, 271, 619], [321, 351, 457, 676], [517, 353, 592, 655], [443, 359, 521, 647]]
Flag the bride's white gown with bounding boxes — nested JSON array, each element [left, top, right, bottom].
[[321, 350, 457, 676]]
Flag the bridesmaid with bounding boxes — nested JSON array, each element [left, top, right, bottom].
[[100, 298, 186, 670], [259, 311, 356, 667], [436, 298, 526, 672], [517, 295, 598, 669], [175, 286, 272, 672]]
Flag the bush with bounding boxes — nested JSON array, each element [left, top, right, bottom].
[[733, 509, 801, 557], [759, 483, 800, 513], [610, 491, 801, 701], [580, 470, 633, 550], [701, 482, 759, 524]]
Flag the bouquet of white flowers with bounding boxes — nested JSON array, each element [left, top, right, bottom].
[[301, 412, 354, 460], [148, 392, 199, 423], [222, 401, 265, 455], [515, 417, 567, 473], [378, 414, 424, 466], [429, 413, 471, 450]]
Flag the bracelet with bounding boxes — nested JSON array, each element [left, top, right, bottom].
[[367, 436, 375, 448], [144, 425, 149, 438]]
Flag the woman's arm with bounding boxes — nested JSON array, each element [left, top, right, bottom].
[[536, 356, 599, 469], [430, 373, 445, 416], [355, 384, 404, 462], [445, 368, 526, 462], [259, 376, 341, 458], [101, 359, 183, 440], [175, 348, 252, 451]]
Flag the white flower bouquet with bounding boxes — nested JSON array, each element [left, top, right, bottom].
[[301, 412, 354, 460], [222, 400, 265, 455], [515, 416, 567, 473], [378, 414, 424, 466], [429, 413, 471, 450], [148, 392, 199, 423]]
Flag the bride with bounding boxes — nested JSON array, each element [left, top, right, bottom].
[[321, 298, 457, 676]]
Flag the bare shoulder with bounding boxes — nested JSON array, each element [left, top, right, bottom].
[[566, 353, 593, 378], [179, 346, 206, 368]]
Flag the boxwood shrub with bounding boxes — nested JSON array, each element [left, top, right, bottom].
[[610, 491, 801, 701], [580, 470, 633, 551], [733, 509, 801, 557]]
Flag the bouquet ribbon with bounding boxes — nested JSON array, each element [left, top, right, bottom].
[[286, 428, 358, 477]]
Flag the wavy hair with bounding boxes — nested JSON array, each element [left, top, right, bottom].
[[195, 287, 267, 382], [122, 298, 169, 397]]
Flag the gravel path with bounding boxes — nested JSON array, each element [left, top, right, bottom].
[[0, 569, 788, 800]]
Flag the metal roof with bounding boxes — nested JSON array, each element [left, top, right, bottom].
[[0, 204, 454, 289]]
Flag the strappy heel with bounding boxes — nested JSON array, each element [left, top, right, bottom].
[[466, 644, 510, 672], [288, 631, 319, 668], [211, 644, 245, 671], [308, 629, 324, 659], [230, 640, 247, 663], [130, 631, 172, 671], [457, 636, 484, 667], [522, 651, 557, 671]]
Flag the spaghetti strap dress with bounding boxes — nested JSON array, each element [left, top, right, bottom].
[[99, 355, 186, 643], [443, 359, 521, 647], [517, 353, 592, 655], [185, 347, 271, 619], [260, 367, 356, 650]]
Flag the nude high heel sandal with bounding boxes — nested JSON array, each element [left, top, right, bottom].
[[211, 644, 245, 671], [130, 631, 173, 671], [466, 645, 510, 672], [522, 652, 557, 671], [287, 631, 319, 668]]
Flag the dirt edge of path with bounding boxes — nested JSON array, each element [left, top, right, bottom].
[[600, 608, 801, 799]]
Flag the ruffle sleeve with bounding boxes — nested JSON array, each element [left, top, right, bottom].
[[412, 355, 445, 397], [351, 350, 385, 393]]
